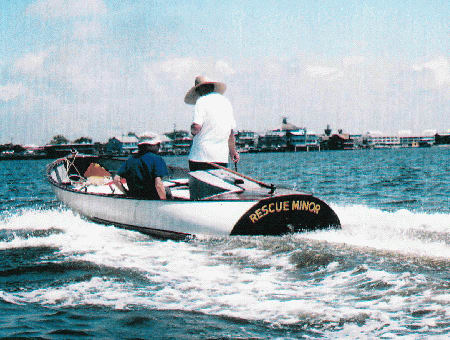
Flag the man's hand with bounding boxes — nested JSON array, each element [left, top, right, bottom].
[[230, 150, 240, 163], [113, 175, 127, 194], [191, 123, 202, 136], [155, 177, 166, 200], [228, 130, 239, 163]]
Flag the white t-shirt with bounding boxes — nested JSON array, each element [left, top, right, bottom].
[[189, 92, 236, 163]]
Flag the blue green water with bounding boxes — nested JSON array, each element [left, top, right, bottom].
[[1, 147, 449, 339]]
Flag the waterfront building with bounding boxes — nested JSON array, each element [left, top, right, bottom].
[[105, 135, 139, 155], [399, 135, 435, 147], [364, 132, 401, 148], [257, 118, 320, 152], [23, 144, 45, 154], [257, 129, 287, 151], [321, 134, 354, 150], [398, 130, 435, 147], [286, 129, 320, 151], [350, 134, 363, 149], [257, 130, 287, 151], [235, 131, 258, 152], [363, 130, 436, 148], [164, 130, 192, 155]]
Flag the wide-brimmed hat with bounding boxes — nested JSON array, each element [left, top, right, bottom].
[[184, 76, 226, 105], [138, 137, 162, 146]]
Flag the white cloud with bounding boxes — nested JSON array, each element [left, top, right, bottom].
[[14, 52, 48, 75], [159, 57, 200, 79], [305, 65, 343, 80], [0, 83, 25, 102], [215, 60, 235, 76], [343, 56, 365, 67], [3, 50, 448, 143], [413, 56, 450, 86], [73, 20, 103, 40], [26, 0, 107, 20], [142, 65, 166, 96]]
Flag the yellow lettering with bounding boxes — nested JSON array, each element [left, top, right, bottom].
[[268, 203, 275, 213], [255, 208, 263, 219], [314, 204, 321, 215], [276, 202, 283, 212], [283, 201, 289, 211], [249, 213, 258, 223], [303, 201, 310, 211], [292, 200, 300, 210], [261, 205, 269, 217]]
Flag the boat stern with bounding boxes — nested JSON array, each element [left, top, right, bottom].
[[230, 194, 340, 236]]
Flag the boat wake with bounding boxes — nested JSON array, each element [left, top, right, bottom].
[[0, 205, 449, 337], [1, 204, 448, 260], [296, 204, 450, 261]]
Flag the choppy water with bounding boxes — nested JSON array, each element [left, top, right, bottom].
[[0, 148, 449, 339]]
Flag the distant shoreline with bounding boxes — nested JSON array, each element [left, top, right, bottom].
[[1, 144, 448, 161]]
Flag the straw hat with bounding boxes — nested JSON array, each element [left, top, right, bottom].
[[184, 76, 226, 105]]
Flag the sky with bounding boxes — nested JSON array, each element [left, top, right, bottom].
[[0, 0, 448, 145]]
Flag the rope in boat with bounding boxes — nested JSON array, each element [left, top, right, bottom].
[[63, 150, 86, 186], [63, 151, 117, 194]]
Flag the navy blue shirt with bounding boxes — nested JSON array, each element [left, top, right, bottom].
[[117, 151, 168, 199]]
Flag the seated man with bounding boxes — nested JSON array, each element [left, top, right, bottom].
[[113, 138, 168, 199]]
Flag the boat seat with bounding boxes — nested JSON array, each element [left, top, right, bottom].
[[189, 170, 243, 200], [163, 178, 189, 187], [170, 187, 190, 200], [207, 169, 262, 190]]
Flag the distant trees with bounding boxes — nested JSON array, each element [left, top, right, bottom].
[[49, 135, 69, 145], [73, 137, 93, 144], [48, 135, 93, 144]]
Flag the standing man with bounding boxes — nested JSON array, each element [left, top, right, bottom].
[[184, 75, 239, 171], [113, 138, 168, 199]]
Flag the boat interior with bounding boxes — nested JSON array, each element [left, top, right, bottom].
[[49, 156, 276, 201]]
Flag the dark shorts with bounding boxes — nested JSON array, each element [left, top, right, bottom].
[[189, 161, 227, 171]]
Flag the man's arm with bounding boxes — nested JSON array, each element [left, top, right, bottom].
[[191, 123, 202, 136], [113, 175, 127, 194], [155, 177, 166, 200], [228, 130, 240, 163]]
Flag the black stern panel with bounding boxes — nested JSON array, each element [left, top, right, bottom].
[[231, 194, 340, 236]]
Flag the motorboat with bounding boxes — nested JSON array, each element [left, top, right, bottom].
[[47, 153, 341, 239]]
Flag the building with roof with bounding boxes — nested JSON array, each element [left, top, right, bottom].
[[235, 131, 258, 152], [286, 129, 320, 151], [257, 130, 287, 151], [164, 130, 192, 155], [363, 131, 436, 148], [105, 135, 139, 154]]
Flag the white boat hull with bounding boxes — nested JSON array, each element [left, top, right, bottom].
[[52, 185, 255, 236], [47, 156, 341, 238]]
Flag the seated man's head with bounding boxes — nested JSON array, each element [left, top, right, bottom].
[[138, 138, 161, 154]]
